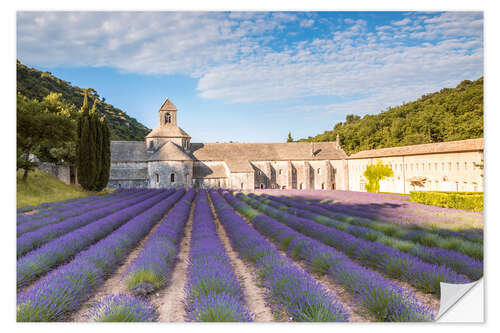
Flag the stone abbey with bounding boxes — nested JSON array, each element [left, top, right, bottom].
[[107, 98, 484, 193]]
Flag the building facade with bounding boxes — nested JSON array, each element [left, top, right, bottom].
[[108, 98, 484, 193], [108, 98, 348, 190], [347, 139, 484, 193]]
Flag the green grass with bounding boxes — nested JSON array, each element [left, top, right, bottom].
[[17, 169, 110, 208]]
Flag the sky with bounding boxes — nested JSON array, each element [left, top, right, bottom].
[[16, 11, 483, 143]]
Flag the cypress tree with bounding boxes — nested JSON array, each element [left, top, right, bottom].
[[95, 116, 111, 191], [76, 90, 91, 189], [87, 99, 98, 188], [90, 100, 102, 190]]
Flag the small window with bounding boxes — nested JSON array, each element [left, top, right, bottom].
[[321, 183, 325, 190], [279, 169, 282, 175], [241, 183, 244, 189], [428, 163, 431, 171], [149, 141, 154, 150], [154, 173, 159, 184], [300, 183, 303, 189], [448, 162, 452, 171], [170, 173, 175, 183], [260, 183, 264, 189], [165, 112, 172, 124], [456, 162, 460, 171], [317, 168, 321, 174], [464, 162, 467, 170]]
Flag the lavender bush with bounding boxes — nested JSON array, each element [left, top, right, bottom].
[[17, 189, 174, 288], [185, 190, 252, 322], [237, 193, 469, 295], [86, 293, 158, 322], [209, 190, 349, 322], [253, 194, 482, 280], [17, 189, 185, 322], [222, 191, 433, 321], [125, 189, 196, 294], [17, 190, 143, 236], [17, 190, 163, 258]]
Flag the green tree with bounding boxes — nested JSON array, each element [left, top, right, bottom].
[[76, 91, 92, 189], [363, 161, 394, 193], [76, 91, 111, 191], [287, 131, 293, 142], [17, 93, 75, 181], [95, 116, 111, 191]]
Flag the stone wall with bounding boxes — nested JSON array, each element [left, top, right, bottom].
[[148, 160, 193, 189], [37, 162, 74, 184]]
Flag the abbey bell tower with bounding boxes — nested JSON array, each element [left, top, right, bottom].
[[145, 97, 191, 151], [158, 98, 178, 126]]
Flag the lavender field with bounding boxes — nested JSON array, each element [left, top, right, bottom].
[[16, 188, 483, 322]]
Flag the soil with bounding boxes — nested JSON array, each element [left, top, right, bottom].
[[152, 201, 195, 322], [208, 196, 274, 322]]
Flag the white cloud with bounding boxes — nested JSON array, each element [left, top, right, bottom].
[[300, 19, 314, 28], [17, 11, 483, 117], [392, 18, 411, 26]]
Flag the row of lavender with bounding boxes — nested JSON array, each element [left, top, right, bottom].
[[184, 190, 252, 321], [238, 193, 469, 295], [210, 190, 350, 321], [60, 189, 196, 322], [253, 194, 482, 280], [281, 195, 483, 258], [17, 189, 185, 321], [222, 191, 433, 321], [16, 189, 136, 224], [307, 195, 483, 244], [17, 189, 174, 288], [17, 190, 159, 258], [17, 189, 145, 236]]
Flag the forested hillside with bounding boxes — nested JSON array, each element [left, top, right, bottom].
[[298, 78, 484, 155], [17, 61, 150, 140]]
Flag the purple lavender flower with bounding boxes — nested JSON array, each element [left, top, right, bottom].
[[86, 293, 158, 322]]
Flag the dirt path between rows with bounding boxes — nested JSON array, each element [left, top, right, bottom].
[[71, 207, 172, 322], [208, 196, 274, 322], [152, 200, 195, 322], [237, 193, 441, 320], [226, 196, 371, 322]]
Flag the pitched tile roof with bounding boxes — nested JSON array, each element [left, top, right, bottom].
[[349, 138, 484, 159], [145, 124, 191, 138], [193, 162, 228, 179], [111, 141, 148, 162], [159, 98, 177, 111], [189, 142, 347, 173], [149, 141, 193, 161]]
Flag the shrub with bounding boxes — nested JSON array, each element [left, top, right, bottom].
[[409, 191, 483, 211]]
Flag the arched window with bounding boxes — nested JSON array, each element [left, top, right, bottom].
[[165, 112, 172, 124], [155, 173, 159, 183], [260, 183, 264, 189], [321, 183, 325, 190], [170, 173, 175, 183]]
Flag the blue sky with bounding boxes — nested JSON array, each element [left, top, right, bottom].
[[17, 11, 483, 143]]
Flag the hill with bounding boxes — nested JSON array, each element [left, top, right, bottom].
[[17, 169, 98, 208], [17, 61, 150, 141], [298, 78, 484, 155]]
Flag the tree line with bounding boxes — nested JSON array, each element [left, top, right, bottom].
[[17, 89, 110, 191], [294, 77, 483, 155]]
